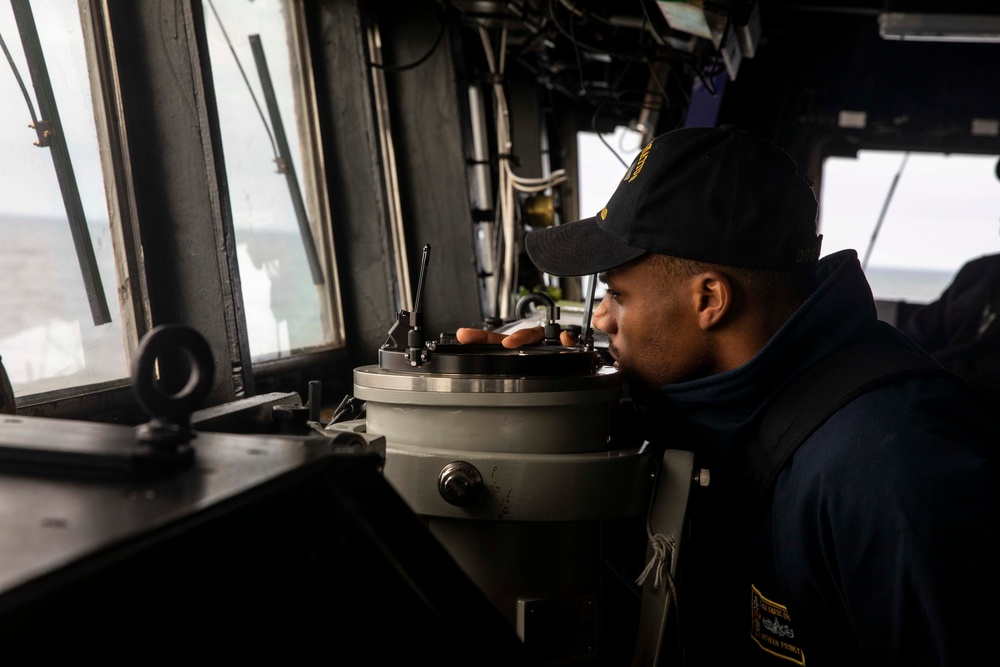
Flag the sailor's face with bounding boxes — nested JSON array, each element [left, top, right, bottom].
[[592, 256, 708, 391]]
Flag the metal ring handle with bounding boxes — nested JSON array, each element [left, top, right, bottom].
[[132, 324, 215, 424]]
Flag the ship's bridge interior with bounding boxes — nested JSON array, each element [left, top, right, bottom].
[[0, 0, 997, 663]]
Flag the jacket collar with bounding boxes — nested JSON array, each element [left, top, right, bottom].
[[637, 249, 878, 453]]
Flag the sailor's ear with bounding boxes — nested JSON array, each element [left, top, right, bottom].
[[692, 270, 731, 330]]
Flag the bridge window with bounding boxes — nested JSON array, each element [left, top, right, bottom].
[[204, 0, 344, 360], [1, 0, 346, 414], [820, 150, 1000, 304], [0, 0, 130, 398], [576, 126, 644, 301]]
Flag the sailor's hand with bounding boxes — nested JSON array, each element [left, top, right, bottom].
[[560, 329, 580, 346], [456, 326, 543, 348], [456, 327, 577, 348]]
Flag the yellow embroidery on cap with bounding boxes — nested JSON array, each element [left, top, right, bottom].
[[628, 141, 653, 182], [600, 208, 608, 220]]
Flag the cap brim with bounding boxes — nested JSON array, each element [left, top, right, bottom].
[[525, 217, 647, 277]]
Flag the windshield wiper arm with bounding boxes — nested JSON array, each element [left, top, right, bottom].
[[249, 34, 324, 286], [9, 0, 111, 326]]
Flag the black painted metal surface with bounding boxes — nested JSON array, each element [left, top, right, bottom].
[[0, 414, 535, 664]]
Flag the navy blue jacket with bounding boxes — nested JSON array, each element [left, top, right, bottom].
[[629, 249, 1000, 666]]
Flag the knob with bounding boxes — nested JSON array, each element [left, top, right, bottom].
[[437, 461, 484, 507]]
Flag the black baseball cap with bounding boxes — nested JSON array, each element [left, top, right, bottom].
[[525, 125, 822, 277]]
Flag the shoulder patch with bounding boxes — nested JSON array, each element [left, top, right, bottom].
[[750, 584, 806, 665]]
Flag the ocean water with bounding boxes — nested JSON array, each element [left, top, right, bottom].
[[863, 265, 956, 304], [0, 215, 126, 395], [0, 215, 327, 396]]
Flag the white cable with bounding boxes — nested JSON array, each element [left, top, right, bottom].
[[480, 24, 516, 319], [478, 23, 568, 319], [508, 168, 567, 186], [510, 178, 567, 193]]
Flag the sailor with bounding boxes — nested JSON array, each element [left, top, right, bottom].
[[898, 252, 1000, 411], [457, 125, 1000, 665]]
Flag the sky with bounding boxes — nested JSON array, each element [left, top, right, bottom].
[[0, 0, 301, 226], [820, 151, 1000, 271], [0, 0, 105, 221]]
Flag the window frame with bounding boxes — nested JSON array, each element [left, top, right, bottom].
[[15, 0, 335, 418]]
